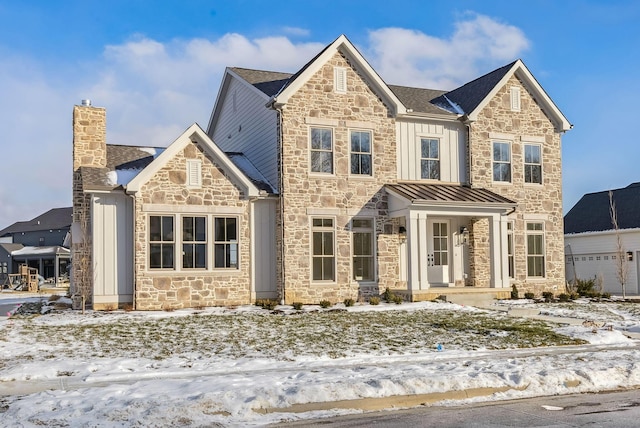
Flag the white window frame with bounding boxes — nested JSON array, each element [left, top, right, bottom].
[[492, 140, 512, 183], [182, 215, 207, 270], [523, 143, 542, 184], [213, 216, 239, 270], [420, 137, 440, 180], [507, 221, 515, 279], [351, 217, 375, 282], [309, 127, 334, 175], [187, 159, 202, 188], [349, 129, 373, 177], [334, 67, 347, 93], [311, 217, 336, 283], [526, 222, 545, 278], [149, 215, 175, 270], [510, 86, 521, 112]]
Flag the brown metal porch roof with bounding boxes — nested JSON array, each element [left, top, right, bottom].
[[386, 183, 516, 206]]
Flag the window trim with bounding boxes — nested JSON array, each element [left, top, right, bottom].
[[310, 217, 336, 283], [525, 221, 545, 278], [419, 137, 441, 180], [349, 129, 373, 177], [182, 215, 207, 270], [523, 143, 543, 185], [309, 127, 334, 175], [507, 221, 515, 279], [492, 140, 512, 183], [351, 217, 376, 283], [149, 215, 176, 270], [213, 216, 240, 270]]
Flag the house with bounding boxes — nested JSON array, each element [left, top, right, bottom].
[[0, 207, 72, 286], [564, 183, 640, 295], [72, 34, 571, 310]]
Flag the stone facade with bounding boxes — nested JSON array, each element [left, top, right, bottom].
[[469, 75, 566, 296], [133, 142, 252, 310], [277, 52, 400, 304]]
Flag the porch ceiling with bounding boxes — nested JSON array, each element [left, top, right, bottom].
[[386, 183, 516, 207]]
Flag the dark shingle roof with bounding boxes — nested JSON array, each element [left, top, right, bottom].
[[81, 145, 163, 189], [230, 68, 293, 97], [386, 183, 516, 206], [226, 152, 275, 194], [388, 85, 452, 116], [0, 207, 72, 236], [564, 183, 640, 234]]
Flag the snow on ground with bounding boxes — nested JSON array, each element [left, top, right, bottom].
[[0, 295, 639, 427]]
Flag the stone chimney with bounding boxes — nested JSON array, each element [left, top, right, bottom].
[[73, 100, 106, 171]]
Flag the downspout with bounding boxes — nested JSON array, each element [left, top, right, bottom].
[[464, 119, 473, 187], [276, 107, 286, 305], [126, 192, 137, 310]]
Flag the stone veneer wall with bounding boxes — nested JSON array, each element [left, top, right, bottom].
[[469, 75, 565, 296], [277, 51, 400, 304], [71, 105, 107, 309], [134, 143, 252, 310]]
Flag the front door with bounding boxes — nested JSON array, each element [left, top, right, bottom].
[[427, 220, 450, 284]]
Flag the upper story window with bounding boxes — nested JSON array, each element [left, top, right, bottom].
[[524, 144, 542, 184], [182, 216, 207, 269], [149, 215, 175, 269], [310, 127, 333, 174], [311, 218, 335, 282], [334, 67, 347, 93], [510, 87, 521, 112], [187, 159, 202, 187], [492, 141, 511, 183], [420, 138, 440, 180], [350, 130, 372, 176]]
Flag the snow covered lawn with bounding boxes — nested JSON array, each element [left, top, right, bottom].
[[1, 297, 639, 427]]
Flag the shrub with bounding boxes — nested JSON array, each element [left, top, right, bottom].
[[48, 294, 62, 302], [524, 292, 535, 300], [558, 293, 571, 302], [319, 300, 332, 308], [602, 292, 612, 299], [343, 298, 355, 307], [542, 291, 554, 302], [292, 302, 303, 310], [382, 287, 393, 302], [575, 277, 603, 297], [511, 284, 519, 300], [369, 296, 380, 305], [256, 299, 278, 310], [569, 292, 580, 300], [391, 294, 403, 304]]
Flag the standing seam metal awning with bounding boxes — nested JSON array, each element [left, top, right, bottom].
[[386, 183, 516, 207]]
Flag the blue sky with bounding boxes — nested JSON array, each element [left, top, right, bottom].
[[1, 0, 639, 228]]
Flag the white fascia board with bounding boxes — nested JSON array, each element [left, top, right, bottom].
[[466, 60, 572, 132], [565, 227, 640, 238], [273, 35, 406, 115], [126, 123, 260, 197]]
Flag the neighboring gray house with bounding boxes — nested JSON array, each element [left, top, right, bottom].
[[0, 207, 71, 286], [564, 183, 640, 295]]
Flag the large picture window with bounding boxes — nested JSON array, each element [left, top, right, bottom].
[[350, 130, 372, 175], [310, 128, 333, 174], [182, 216, 207, 269], [524, 144, 542, 184], [312, 218, 335, 281], [493, 141, 511, 182], [352, 218, 374, 281], [420, 138, 440, 180], [149, 215, 174, 269], [214, 217, 238, 269], [526, 222, 545, 277]]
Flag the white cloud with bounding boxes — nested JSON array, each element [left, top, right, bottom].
[[0, 16, 529, 228], [281, 26, 311, 37]]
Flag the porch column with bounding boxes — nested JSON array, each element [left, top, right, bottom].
[[489, 214, 503, 288], [499, 216, 510, 288], [408, 211, 430, 291]]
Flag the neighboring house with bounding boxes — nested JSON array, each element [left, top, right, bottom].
[[564, 183, 640, 295], [72, 34, 571, 310], [0, 207, 72, 285]]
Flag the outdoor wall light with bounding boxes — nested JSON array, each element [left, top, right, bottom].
[[459, 226, 469, 245], [398, 226, 407, 242], [627, 251, 633, 261]]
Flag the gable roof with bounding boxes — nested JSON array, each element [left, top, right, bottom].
[[0, 207, 72, 236], [388, 85, 453, 116], [433, 60, 571, 131], [231, 68, 292, 98], [564, 183, 640, 234], [126, 123, 263, 198]]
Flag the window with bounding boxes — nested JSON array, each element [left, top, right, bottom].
[[312, 218, 335, 281], [493, 141, 511, 182], [182, 216, 207, 269], [421, 138, 440, 180], [526, 222, 545, 277], [214, 217, 238, 269], [150, 215, 175, 269], [187, 159, 202, 187], [510, 87, 521, 111], [352, 218, 374, 281], [334, 67, 347, 93], [432, 222, 448, 265], [310, 128, 333, 174], [507, 222, 514, 279], [524, 144, 542, 184], [350, 130, 372, 175]]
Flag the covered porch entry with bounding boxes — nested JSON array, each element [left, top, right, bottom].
[[387, 183, 516, 301]]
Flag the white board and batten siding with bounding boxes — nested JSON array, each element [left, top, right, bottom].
[[565, 230, 640, 295], [251, 199, 278, 300], [210, 77, 279, 191], [92, 194, 134, 304], [396, 120, 466, 183]]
